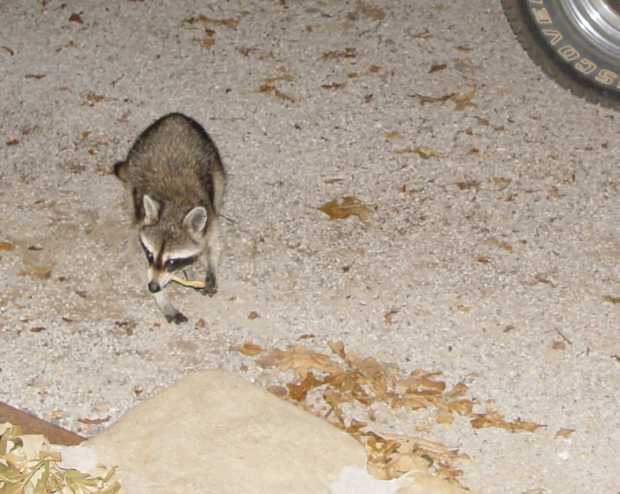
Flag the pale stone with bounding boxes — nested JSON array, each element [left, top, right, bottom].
[[88, 370, 367, 493]]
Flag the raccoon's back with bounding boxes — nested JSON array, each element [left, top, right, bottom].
[[122, 113, 223, 206]]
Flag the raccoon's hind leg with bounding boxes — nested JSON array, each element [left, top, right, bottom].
[[200, 216, 222, 297], [154, 290, 188, 324]]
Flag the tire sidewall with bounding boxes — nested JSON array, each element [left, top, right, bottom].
[[525, 0, 620, 94]]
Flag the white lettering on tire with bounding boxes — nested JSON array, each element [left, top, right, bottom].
[[595, 69, 618, 86], [558, 45, 580, 62], [542, 29, 562, 46]]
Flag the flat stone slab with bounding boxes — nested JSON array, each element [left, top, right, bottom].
[[56, 371, 469, 493], [87, 370, 367, 493]]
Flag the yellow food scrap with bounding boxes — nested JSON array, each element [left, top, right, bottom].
[[171, 276, 206, 289]]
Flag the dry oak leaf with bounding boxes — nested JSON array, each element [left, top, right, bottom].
[[321, 48, 357, 60], [452, 84, 477, 111], [321, 81, 346, 90], [69, 13, 83, 23], [413, 29, 433, 39], [19, 266, 52, 279], [491, 176, 512, 190], [555, 428, 575, 438], [471, 410, 544, 433], [327, 340, 346, 359], [393, 146, 441, 159], [319, 196, 370, 223], [0, 242, 15, 252], [357, 1, 386, 20], [603, 295, 620, 304], [414, 146, 441, 159], [184, 15, 239, 29], [287, 372, 325, 401], [239, 341, 263, 356], [83, 91, 105, 106], [429, 63, 448, 73], [384, 131, 402, 141], [256, 345, 342, 378]]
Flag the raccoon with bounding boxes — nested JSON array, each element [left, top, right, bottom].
[[113, 113, 226, 323]]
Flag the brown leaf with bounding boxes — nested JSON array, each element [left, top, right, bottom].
[[19, 266, 52, 279], [0, 242, 15, 252], [393, 146, 441, 159], [257, 74, 296, 102], [327, 340, 346, 359], [256, 346, 342, 378], [429, 63, 447, 73], [384, 131, 402, 141], [321, 82, 346, 90], [413, 93, 454, 105], [248, 311, 260, 320], [1, 46, 15, 56], [549, 340, 563, 350], [383, 309, 398, 325], [477, 255, 490, 264], [30, 326, 47, 333], [69, 13, 83, 24], [287, 372, 324, 401], [603, 295, 620, 304], [6, 139, 19, 146], [413, 29, 432, 39], [456, 180, 480, 191], [487, 238, 513, 253], [83, 91, 105, 106], [367, 64, 382, 73], [445, 382, 469, 399], [555, 428, 575, 438], [319, 196, 370, 223], [202, 35, 215, 49], [25, 74, 46, 80], [357, 1, 385, 20], [491, 176, 512, 190], [414, 146, 441, 159], [452, 84, 477, 111], [184, 15, 239, 29], [321, 48, 357, 61], [239, 341, 263, 356], [471, 410, 544, 433]]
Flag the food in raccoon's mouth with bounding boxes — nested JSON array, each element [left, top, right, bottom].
[[170, 276, 206, 289]]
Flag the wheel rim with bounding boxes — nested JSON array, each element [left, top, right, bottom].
[[560, 0, 620, 59]]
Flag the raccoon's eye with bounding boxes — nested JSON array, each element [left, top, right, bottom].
[[165, 257, 196, 271], [165, 258, 177, 270]]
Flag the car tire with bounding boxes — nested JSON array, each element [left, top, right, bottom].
[[502, 0, 620, 109]]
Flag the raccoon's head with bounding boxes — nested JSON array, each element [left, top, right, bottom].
[[138, 195, 208, 293]]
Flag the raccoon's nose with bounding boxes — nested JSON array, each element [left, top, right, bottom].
[[148, 281, 161, 293]]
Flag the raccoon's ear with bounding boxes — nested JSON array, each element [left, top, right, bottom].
[[113, 161, 126, 182], [183, 206, 208, 236], [143, 195, 161, 225]]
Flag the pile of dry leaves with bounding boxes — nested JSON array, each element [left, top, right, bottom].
[[238, 341, 545, 487]]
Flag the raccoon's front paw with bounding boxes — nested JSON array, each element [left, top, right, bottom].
[[166, 311, 188, 324], [200, 273, 217, 297]]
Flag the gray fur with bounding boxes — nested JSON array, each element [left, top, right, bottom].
[[114, 113, 226, 323]]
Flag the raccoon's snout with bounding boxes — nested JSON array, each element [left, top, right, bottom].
[[148, 281, 162, 293]]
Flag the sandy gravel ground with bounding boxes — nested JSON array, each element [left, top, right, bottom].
[[1, 1, 618, 493]]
